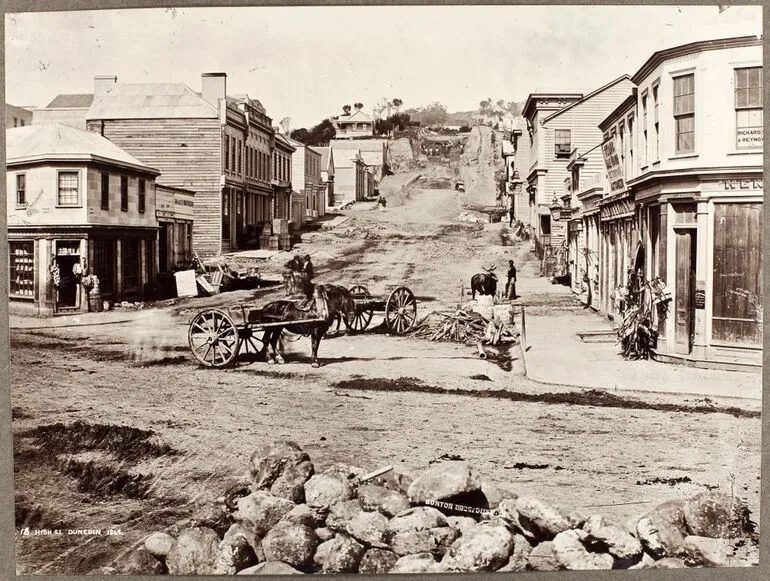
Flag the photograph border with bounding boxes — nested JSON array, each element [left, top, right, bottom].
[[0, 1, 767, 580]]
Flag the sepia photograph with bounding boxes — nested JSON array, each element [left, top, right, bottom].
[[4, 3, 765, 576]]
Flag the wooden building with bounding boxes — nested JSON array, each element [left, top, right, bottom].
[[626, 36, 763, 368], [333, 150, 367, 206], [287, 138, 324, 221], [6, 123, 160, 316], [315, 146, 336, 212], [332, 110, 374, 139], [155, 184, 195, 272], [5, 103, 33, 128], [272, 133, 295, 221], [86, 73, 276, 257]]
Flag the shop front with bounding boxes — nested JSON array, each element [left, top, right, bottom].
[[156, 184, 195, 272], [598, 190, 636, 320], [8, 227, 158, 316]]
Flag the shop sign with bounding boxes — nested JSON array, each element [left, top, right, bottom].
[[695, 280, 706, 310], [723, 178, 763, 190], [737, 127, 763, 149], [602, 137, 626, 195]]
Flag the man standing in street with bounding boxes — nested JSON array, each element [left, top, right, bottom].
[[508, 205, 515, 227], [505, 260, 517, 299]]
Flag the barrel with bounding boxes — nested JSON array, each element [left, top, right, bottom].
[[88, 289, 104, 312]]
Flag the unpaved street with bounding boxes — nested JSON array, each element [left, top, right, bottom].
[[11, 126, 761, 574]]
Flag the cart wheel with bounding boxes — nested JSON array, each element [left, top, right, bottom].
[[346, 284, 374, 332], [188, 308, 241, 368], [385, 286, 417, 335], [239, 326, 266, 357]]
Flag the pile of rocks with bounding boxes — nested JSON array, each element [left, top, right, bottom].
[[99, 441, 758, 575]]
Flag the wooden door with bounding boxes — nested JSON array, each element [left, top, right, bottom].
[[674, 229, 696, 354]]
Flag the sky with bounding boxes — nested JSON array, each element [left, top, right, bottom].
[[5, 5, 763, 129]]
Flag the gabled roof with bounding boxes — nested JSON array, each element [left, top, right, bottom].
[[87, 83, 217, 120], [359, 151, 382, 167], [334, 150, 363, 168], [336, 110, 372, 124], [329, 138, 385, 152], [46, 94, 94, 109], [542, 75, 632, 124], [315, 146, 333, 170], [6, 123, 160, 174], [598, 94, 638, 132], [522, 92, 583, 120], [631, 35, 762, 84], [275, 133, 297, 152]]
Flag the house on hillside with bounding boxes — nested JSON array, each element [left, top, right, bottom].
[[6, 104, 33, 128], [85, 73, 276, 257], [332, 110, 374, 139], [315, 146, 335, 212], [32, 92, 94, 129], [6, 123, 160, 316], [523, 75, 634, 276]]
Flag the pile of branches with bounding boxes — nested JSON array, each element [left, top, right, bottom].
[[410, 308, 489, 343]]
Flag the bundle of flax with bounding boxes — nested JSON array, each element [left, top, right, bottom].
[[410, 307, 489, 343]]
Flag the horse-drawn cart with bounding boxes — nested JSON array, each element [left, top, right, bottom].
[[187, 283, 419, 369], [345, 284, 417, 335], [187, 304, 326, 368]]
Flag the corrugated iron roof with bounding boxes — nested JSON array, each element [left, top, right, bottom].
[[329, 138, 385, 152], [87, 83, 217, 120], [6, 123, 159, 174], [45, 94, 94, 109], [335, 110, 372, 124]]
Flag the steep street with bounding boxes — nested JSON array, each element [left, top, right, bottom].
[[10, 125, 761, 574]]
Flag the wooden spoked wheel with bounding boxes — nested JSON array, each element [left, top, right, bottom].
[[346, 284, 374, 333], [385, 286, 417, 335], [188, 309, 241, 368], [238, 326, 266, 357]]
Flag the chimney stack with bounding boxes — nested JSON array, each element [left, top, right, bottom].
[[201, 72, 227, 107], [94, 75, 117, 95]]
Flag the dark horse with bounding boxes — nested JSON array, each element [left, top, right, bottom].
[[471, 272, 498, 299], [257, 284, 356, 367]]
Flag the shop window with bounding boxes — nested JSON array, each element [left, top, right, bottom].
[[673, 74, 695, 154], [225, 136, 230, 171], [120, 176, 128, 211], [92, 239, 115, 296], [735, 67, 762, 149], [16, 174, 26, 206], [138, 179, 146, 213], [9, 241, 35, 298], [712, 203, 763, 345], [57, 171, 80, 206], [121, 239, 141, 295], [101, 173, 109, 210]]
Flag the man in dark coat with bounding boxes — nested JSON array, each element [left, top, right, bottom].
[[505, 260, 517, 299], [302, 255, 314, 298], [508, 205, 515, 227]]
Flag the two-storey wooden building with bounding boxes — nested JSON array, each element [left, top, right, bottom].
[[6, 123, 160, 315], [272, 133, 295, 221], [86, 73, 275, 257]]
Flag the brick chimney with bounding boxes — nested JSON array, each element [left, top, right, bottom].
[[201, 72, 227, 107], [94, 75, 117, 95]]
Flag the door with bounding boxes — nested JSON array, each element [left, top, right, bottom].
[[674, 229, 696, 354], [56, 255, 79, 309], [159, 223, 169, 272]]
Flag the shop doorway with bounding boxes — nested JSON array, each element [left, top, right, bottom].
[[674, 229, 697, 354], [159, 222, 170, 272], [55, 249, 80, 310]]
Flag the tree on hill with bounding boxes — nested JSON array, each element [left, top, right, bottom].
[[391, 98, 403, 112], [354, 102, 364, 111], [342, 104, 351, 116], [291, 118, 336, 146]]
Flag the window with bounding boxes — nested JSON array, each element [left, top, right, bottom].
[[20, 119, 25, 127], [57, 171, 79, 206], [13, 116, 17, 127], [9, 241, 35, 298], [641, 94, 648, 166], [554, 129, 571, 157], [230, 137, 236, 171], [138, 179, 146, 213], [735, 67, 763, 149], [120, 176, 128, 211], [673, 74, 695, 154], [652, 83, 660, 160], [16, 174, 26, 206], [237, 140, 242, 175], [222, 191, 231, 240], [101, 173, 109, 210], [225, 136, 230, 171], [619, 122, 625, 172], [627, 115, 634, 177]]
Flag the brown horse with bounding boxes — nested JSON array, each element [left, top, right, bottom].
[[257, 284, 356, 367]]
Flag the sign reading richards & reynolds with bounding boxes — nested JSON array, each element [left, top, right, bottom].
[[602, 137, 625, 195]]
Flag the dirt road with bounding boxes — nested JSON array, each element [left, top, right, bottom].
[[11, 126, 761, 574]]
